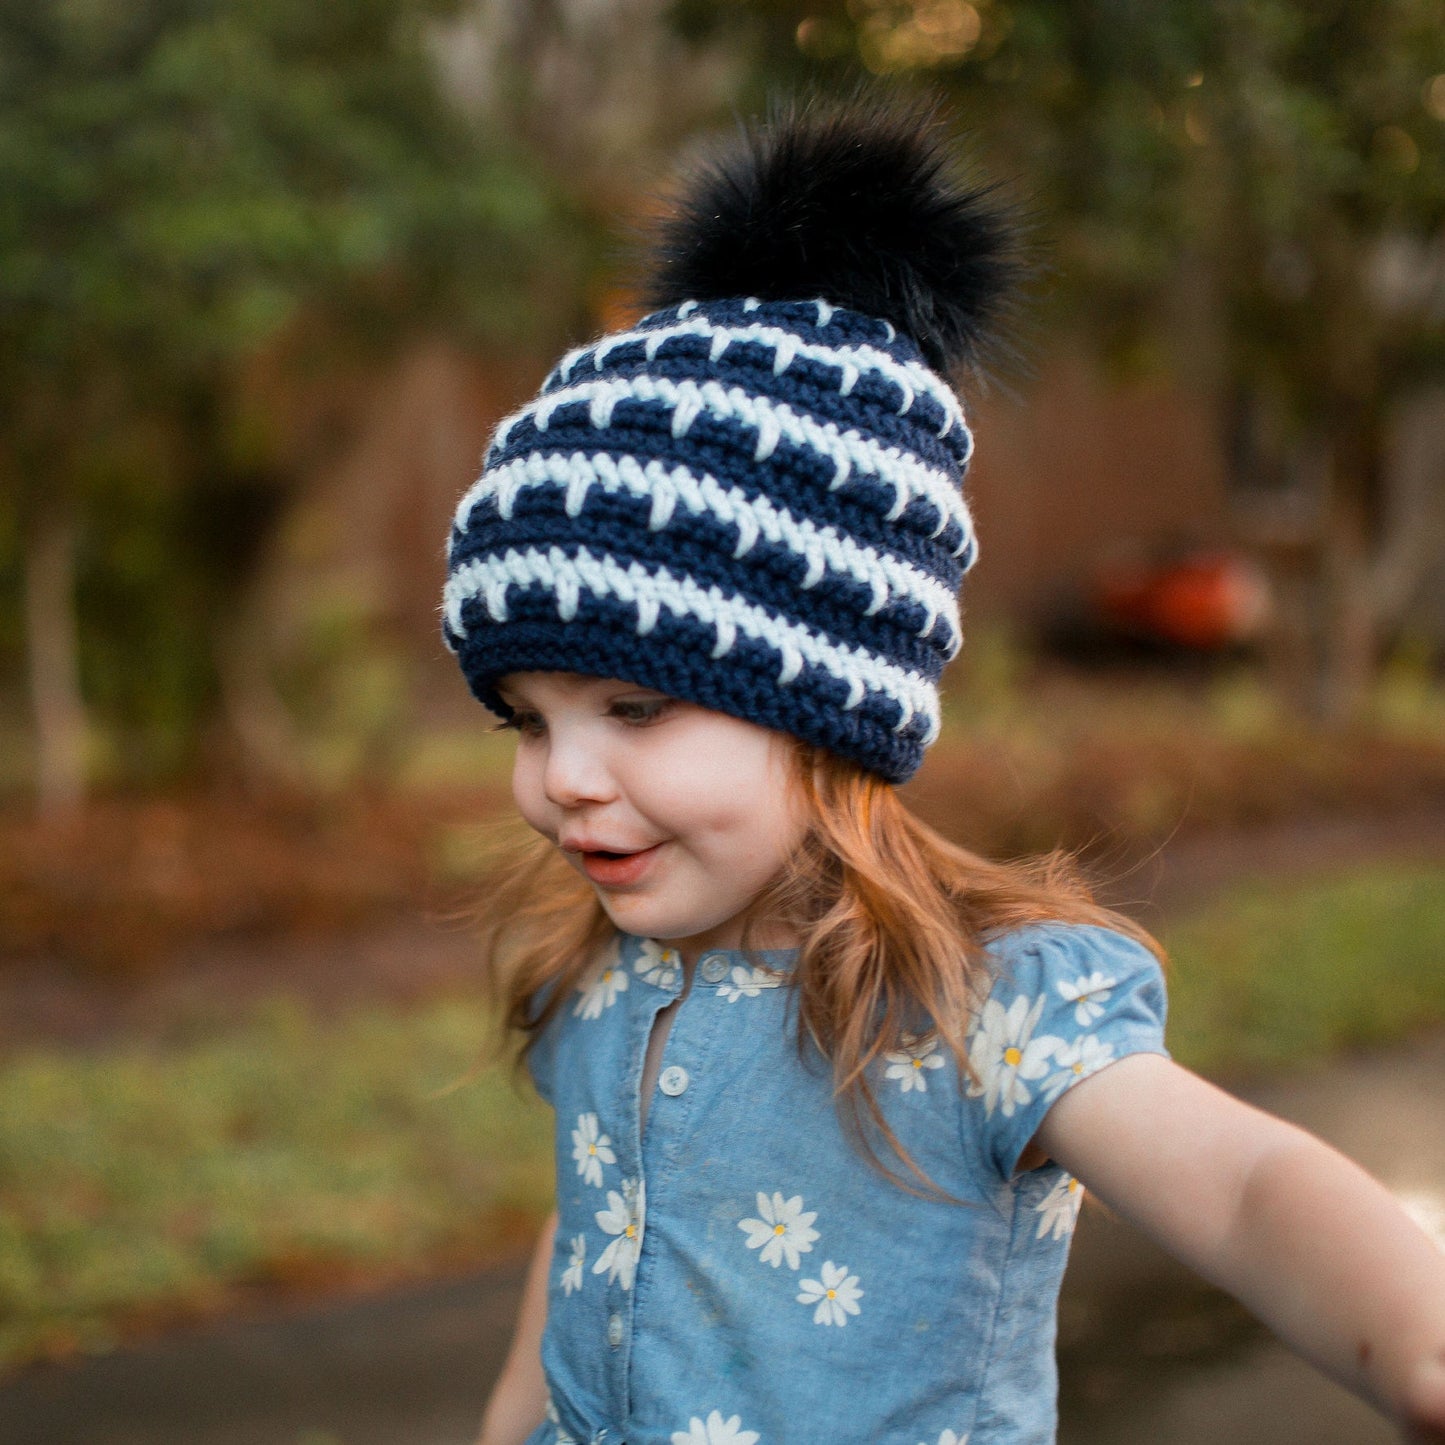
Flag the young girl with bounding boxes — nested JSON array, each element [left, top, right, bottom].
[[442, 94, 1445, 1445]]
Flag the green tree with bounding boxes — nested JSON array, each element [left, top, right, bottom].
[[0, 0, 580, 810], [672, 0, 1445, 721]]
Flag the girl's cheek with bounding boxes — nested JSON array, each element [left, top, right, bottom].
[[511, 755, 548, 832]]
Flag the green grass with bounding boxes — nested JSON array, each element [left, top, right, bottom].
[[1, 858, 1444, 1374], [1162, 860, 1445, 1078], [0, 996, 552, 1371]]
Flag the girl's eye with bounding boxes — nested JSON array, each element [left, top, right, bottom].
[[486, 697, 673, 736], [489, 711, 545, 737], [611, 698, 672, 725]]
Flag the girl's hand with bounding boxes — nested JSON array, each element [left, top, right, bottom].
[[1403, 1356, 1445, 1442], [476, 1211, 556, 1445]]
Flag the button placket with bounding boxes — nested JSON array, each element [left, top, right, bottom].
[[601, 957, 653, 1430], [699, 952, 729, 984]]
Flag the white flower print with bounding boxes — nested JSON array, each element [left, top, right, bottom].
[[560, 1233, 586, 1295], [593, 1177, 645, 1290], [718, 964, 783, 1002], [1035, 1173, 1085, 1240], [634, 938, 681, 989], [738, 1191, 819, 1269], [545, 1393, 578, 1445], [1056, 971, 1117, 1026], [796, 1260, 863, 1326], [884, 1033, 946, 1093], [965, 993, 1065, 1118], [571, 1112, 617, 1187], [574, 953, 629, 1019], [918, 1432, 968, 1445], [1041, 1033, 1117, 1104], [670, 1410, 760, 1445]]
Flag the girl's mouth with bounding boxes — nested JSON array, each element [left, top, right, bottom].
[[579, 843, 664, 888]]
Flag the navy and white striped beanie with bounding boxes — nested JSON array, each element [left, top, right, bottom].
[[441, 94, 1021, 784]]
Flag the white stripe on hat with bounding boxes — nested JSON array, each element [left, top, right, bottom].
[[442, 546, 941, 742], [487, 376, 974, 555], [451, 451, 965, 657], [545, 314, 969, 442]]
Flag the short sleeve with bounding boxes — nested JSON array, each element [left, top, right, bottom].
[[967, 922, 1170, 1182]]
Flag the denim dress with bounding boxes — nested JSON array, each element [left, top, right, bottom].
[[523, 920, 1170, 1445]]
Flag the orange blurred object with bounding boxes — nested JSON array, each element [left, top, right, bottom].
[[1093, 548, 1271, 649]]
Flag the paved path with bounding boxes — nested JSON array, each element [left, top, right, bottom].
[[1059, 1026, 1445, 1445], [5, 1026, 1444, 1445], [4, 813, 1444, 1444], [3, 1262, 525, 1445]]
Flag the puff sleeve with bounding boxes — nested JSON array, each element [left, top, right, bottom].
[[966, 922, 1171, 1182]]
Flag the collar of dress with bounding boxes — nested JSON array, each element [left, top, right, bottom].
[[620, 932, 800, 993]]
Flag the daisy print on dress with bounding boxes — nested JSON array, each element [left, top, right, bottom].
[[545, 1394, 578, 1445], [634, 938, 681, 989], [1056, 970, 1117, 1026], [1035, 1173, 1085, 1241], [1040, 1033, 1117, 1105], [965, 992, 1065, 1118], [593, 1177, 645, 1290], [571, 1112, 616, 1187], [918, 1432, 968, 1445], [797, 1260, 863, 1325], [574, 950, 629, 1019], [738, 1191, 819, 1269], [671, 1410, 760, 1445], [884, 1032, 946, 1093], [560, 1233, 586, 1295], [718, 964, 783, 1003]]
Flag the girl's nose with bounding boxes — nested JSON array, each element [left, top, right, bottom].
[[541, 731, 617, 809]]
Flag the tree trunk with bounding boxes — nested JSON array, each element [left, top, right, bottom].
[[213, 567, 309, 795], [1312, 482, 1376, 726], [1257, 547, 1316, 717], [1226, 392, 1328, 720], [1234, 393, 1433, 731], [23, 494, 88, 817], [1310, 399, 1411, 729]]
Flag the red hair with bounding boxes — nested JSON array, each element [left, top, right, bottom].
[[463, 739, 1167, 1199]]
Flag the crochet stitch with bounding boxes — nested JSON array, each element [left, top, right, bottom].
[[442, 94, 1019, 783]]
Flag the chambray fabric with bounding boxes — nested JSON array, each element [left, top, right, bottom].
[[522, 921, 1170, 1445]]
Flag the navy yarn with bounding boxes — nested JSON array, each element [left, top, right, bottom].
[[456, 496, 952, 681], [474, 422, 970, 586], [442, 297, 979, 782]]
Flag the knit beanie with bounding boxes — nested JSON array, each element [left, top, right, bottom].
[[442, 93, 1021, 784]]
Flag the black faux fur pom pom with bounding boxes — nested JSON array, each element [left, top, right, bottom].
[[639, 89, 1027, 379]]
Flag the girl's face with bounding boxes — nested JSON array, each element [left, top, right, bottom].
[[497, 671, 808, 965]]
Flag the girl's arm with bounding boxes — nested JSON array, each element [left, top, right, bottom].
[[477, 1209, 556, 1445], [1032, 1054, 1445, 1441]]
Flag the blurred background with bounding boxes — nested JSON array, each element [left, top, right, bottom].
[[3, 2, 1445, 1442]]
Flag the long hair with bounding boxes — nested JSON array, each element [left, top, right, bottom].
[[462, 737, 1167, 1201]]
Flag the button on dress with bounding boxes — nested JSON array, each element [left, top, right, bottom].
[[524, 921, 1170, 1445]]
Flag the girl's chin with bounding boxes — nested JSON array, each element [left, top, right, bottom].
[[596, 901, 746, 953]]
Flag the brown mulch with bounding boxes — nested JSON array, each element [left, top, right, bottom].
[[5, 691, 1445, 1053], [0, 784, 508, 979]]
